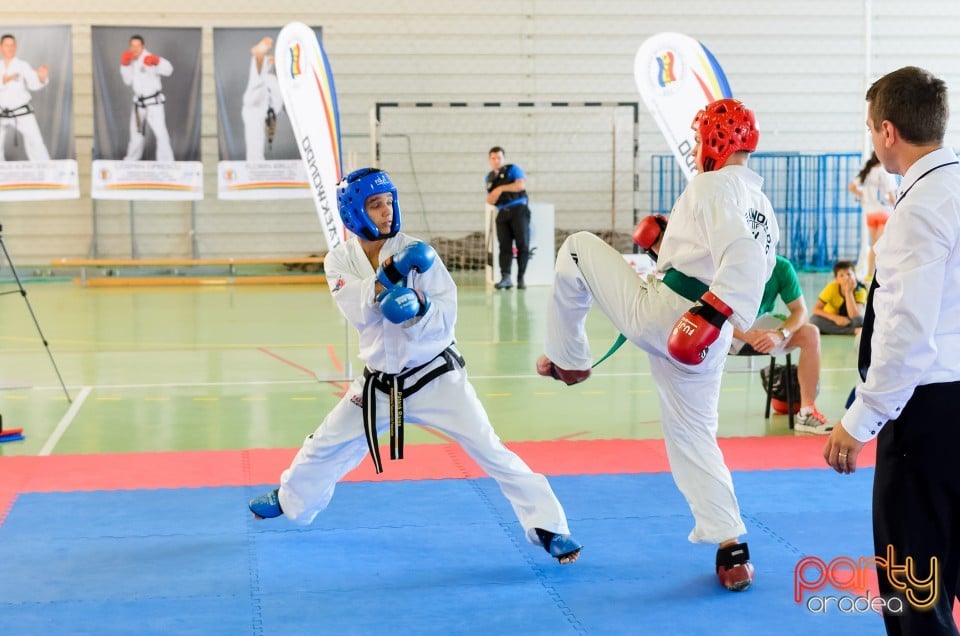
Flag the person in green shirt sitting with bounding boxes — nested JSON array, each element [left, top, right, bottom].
[[730, 255, 831, 434]]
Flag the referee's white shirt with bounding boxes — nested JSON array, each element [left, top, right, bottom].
[[843, 147, 960, 442]]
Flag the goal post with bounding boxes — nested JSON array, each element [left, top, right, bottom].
[[370, 101, 640, 272]]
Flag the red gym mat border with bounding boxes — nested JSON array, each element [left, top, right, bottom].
[[0, 436, 875, 527]]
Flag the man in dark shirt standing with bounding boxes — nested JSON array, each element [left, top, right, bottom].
[[486, 146, 531, 290]]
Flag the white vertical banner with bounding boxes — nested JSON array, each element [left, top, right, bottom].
[[275, 21, 346, 252], [635, 33, 734, 181]]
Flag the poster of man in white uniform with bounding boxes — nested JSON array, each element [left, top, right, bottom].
[[119, 34, 173, 162], [0, 25, 78, 200], [90, 26, 202, 200], [213, 27, 321, 200], [1, 33, 50, 161]]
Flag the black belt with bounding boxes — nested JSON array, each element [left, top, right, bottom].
[[133, 92, 164, 134], [134, 91, 164, 107], [0, 104, 33, 119], [361, 345, 465, 473]]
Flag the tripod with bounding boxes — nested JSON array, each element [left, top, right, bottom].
[[0, 224, 72, 403]]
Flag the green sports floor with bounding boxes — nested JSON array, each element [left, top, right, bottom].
[[0, 270, 855, 457]]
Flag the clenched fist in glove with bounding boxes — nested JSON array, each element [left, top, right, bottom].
[[378, 286, 431, 324], [121, 50, 136, 66], [667, 291, 733, 365], [633, 214, 667, 259], [377, 241, 436, 289], [143, 55, 161, 67]]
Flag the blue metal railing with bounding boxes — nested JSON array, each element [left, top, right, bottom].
[[650, 153, 862, 270]]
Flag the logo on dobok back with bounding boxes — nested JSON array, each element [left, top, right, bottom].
[[635, 32, 734, 181]]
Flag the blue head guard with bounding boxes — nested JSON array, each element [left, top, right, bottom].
[[336, 168, 401, 240]]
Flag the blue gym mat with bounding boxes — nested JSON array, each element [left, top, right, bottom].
[[0, 470, 886, 635]]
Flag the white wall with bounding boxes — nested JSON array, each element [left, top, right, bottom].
[[2, 1, 959, 263]]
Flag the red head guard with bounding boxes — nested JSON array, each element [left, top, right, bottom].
[[691, 98, 759, 172]]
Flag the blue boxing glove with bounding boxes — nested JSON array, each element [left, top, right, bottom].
[[376, 242, 437, 289], [378, 286, 431, 324]]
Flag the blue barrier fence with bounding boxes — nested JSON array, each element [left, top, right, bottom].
[[650, 153, 863, 271]]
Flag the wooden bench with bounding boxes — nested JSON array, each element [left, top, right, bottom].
[[51, 256, 326, 287]]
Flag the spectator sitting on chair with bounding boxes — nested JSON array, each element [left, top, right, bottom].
[[810, 260, 866, 335], [730, 255, 831, 434]]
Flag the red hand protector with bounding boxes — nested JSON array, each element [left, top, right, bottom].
[[633, 214, 667, 253], [667, 291, 733, 365]]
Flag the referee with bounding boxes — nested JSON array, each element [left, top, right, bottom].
[[824, 66, 960, 635]]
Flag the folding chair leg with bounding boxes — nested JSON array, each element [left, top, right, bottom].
[[764, 356, 775, 419], [785, 352, 795, 429]]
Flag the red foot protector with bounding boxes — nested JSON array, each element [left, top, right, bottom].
[[717, 542, 755, 592], [536, 355, 591, 386]]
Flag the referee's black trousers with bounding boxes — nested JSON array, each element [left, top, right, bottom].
[[873, 381, 960, 635], [495, 204, 530, 280]]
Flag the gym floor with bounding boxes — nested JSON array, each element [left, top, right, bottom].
[[4, 273, 925, 635], [0, 270, 855, 456]]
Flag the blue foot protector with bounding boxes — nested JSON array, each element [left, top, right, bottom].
[[248, 489, 283, 519], [535, 528, 583, 564]]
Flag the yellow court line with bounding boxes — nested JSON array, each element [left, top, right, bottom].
[[291, 397, 317, 401], [193, 397, 219, 402], [2, 395, 27, 400]]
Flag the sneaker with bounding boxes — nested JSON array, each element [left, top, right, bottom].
[[795, 407, 833, 434], [249, 488, 283, 519], [517, 277, 526, 290], [494, 276, 513, 290]]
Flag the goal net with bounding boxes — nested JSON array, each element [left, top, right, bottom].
[[371, 102, 639, 270]]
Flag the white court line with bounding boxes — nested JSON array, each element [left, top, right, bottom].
[[25, 366, 861, 393], [39, 386, 92, 456]]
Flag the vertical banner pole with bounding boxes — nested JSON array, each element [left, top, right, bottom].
[[129, 201, 139, 259], [190, 201, 199, 258]]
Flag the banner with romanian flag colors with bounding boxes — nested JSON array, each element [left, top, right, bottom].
[[275, 21, 346, 252], [635, 33, 734, 182]]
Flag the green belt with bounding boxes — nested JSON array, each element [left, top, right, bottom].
[[662, 268, 709, 302], [593, 268, 708, 368]]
